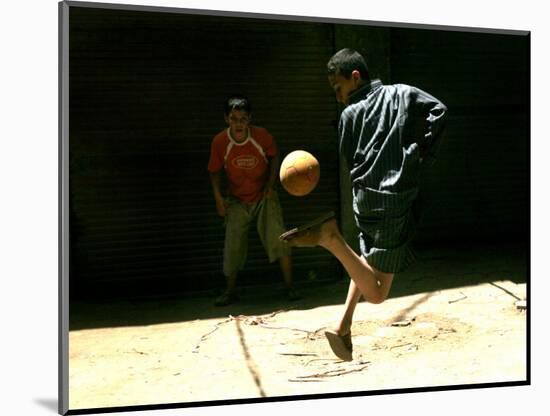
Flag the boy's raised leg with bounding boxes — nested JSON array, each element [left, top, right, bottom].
[[286, 219, 394, 304]]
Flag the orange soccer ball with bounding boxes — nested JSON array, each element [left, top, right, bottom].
[[279, 150, 320, 196]]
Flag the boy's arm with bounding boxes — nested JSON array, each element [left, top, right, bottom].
[[414, 88, 448, 164], [209, 170, 227, 217], [264, 152, 280, 198], [338, 110, 355, 172], [262, 130, 280, 198]]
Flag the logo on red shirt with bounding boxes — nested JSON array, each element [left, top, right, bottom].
[[232, 155, 259, 169]]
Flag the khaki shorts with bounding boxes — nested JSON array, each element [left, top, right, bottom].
[[223, 191, 290, 276]]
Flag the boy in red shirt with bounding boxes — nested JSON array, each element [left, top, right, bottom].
[[208, 95, 297, 306]]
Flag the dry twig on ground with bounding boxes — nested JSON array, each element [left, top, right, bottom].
[[448, 292, 468, 304], [193, 309, 323, 352], [289, 362, 370, 382]]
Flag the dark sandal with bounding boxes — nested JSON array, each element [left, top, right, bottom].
[[324, 330, 353, 361], [214, 292, 238, 307], [279, 211, 336, 242]]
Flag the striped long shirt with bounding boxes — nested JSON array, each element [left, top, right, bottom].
[[339, 79, 447, 272]]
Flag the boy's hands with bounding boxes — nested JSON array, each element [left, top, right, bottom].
[[215, 195, 227, 217], [263, 185, 274, 199]]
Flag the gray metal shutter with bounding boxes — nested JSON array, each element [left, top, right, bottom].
[[69, 7, 341, 299]]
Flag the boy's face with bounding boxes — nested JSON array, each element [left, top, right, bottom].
[[328, 70, 361, 105], [225, 109, 250, 142]]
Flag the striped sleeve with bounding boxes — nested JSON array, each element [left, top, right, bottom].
[[338, 109, 356, 170], [410, 87, 448, 164]]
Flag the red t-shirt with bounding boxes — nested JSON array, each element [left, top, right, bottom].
[[208, 126, 277, 203]]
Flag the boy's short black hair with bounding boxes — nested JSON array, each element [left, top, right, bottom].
[[327, 48, 370, 81], [224, 95, 251, 115]]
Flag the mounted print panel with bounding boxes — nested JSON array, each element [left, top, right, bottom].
[[59, 1, 529, 414]]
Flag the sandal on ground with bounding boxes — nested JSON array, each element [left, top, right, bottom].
[[214, 292, 238, 307], [286, 288, 302, 301], [324, 330, 353, 361]]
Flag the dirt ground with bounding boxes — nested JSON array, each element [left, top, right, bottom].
[[68, 244, 527, 411]]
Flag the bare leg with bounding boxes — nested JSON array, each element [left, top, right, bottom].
[[325, 281, 361, 360], [279, 254, 301, 300], [279, 254, 293, 289], [286, 220, 394, 359], [287, 219, 394, 304], [335, 280, 362, 335], [215, 272, 239, 306], [225, 272, 238, 295]]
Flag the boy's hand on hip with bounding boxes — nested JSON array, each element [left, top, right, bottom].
[[263, 186, 274, 199], [215, 197, 227, 217]]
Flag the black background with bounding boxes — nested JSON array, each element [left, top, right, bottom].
[[68, 6, 529, 300]]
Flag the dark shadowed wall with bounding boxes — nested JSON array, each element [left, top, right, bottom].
[[67, 6, 529, 300]]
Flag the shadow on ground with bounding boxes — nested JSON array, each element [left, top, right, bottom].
[[69, 243, 527, 331]]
